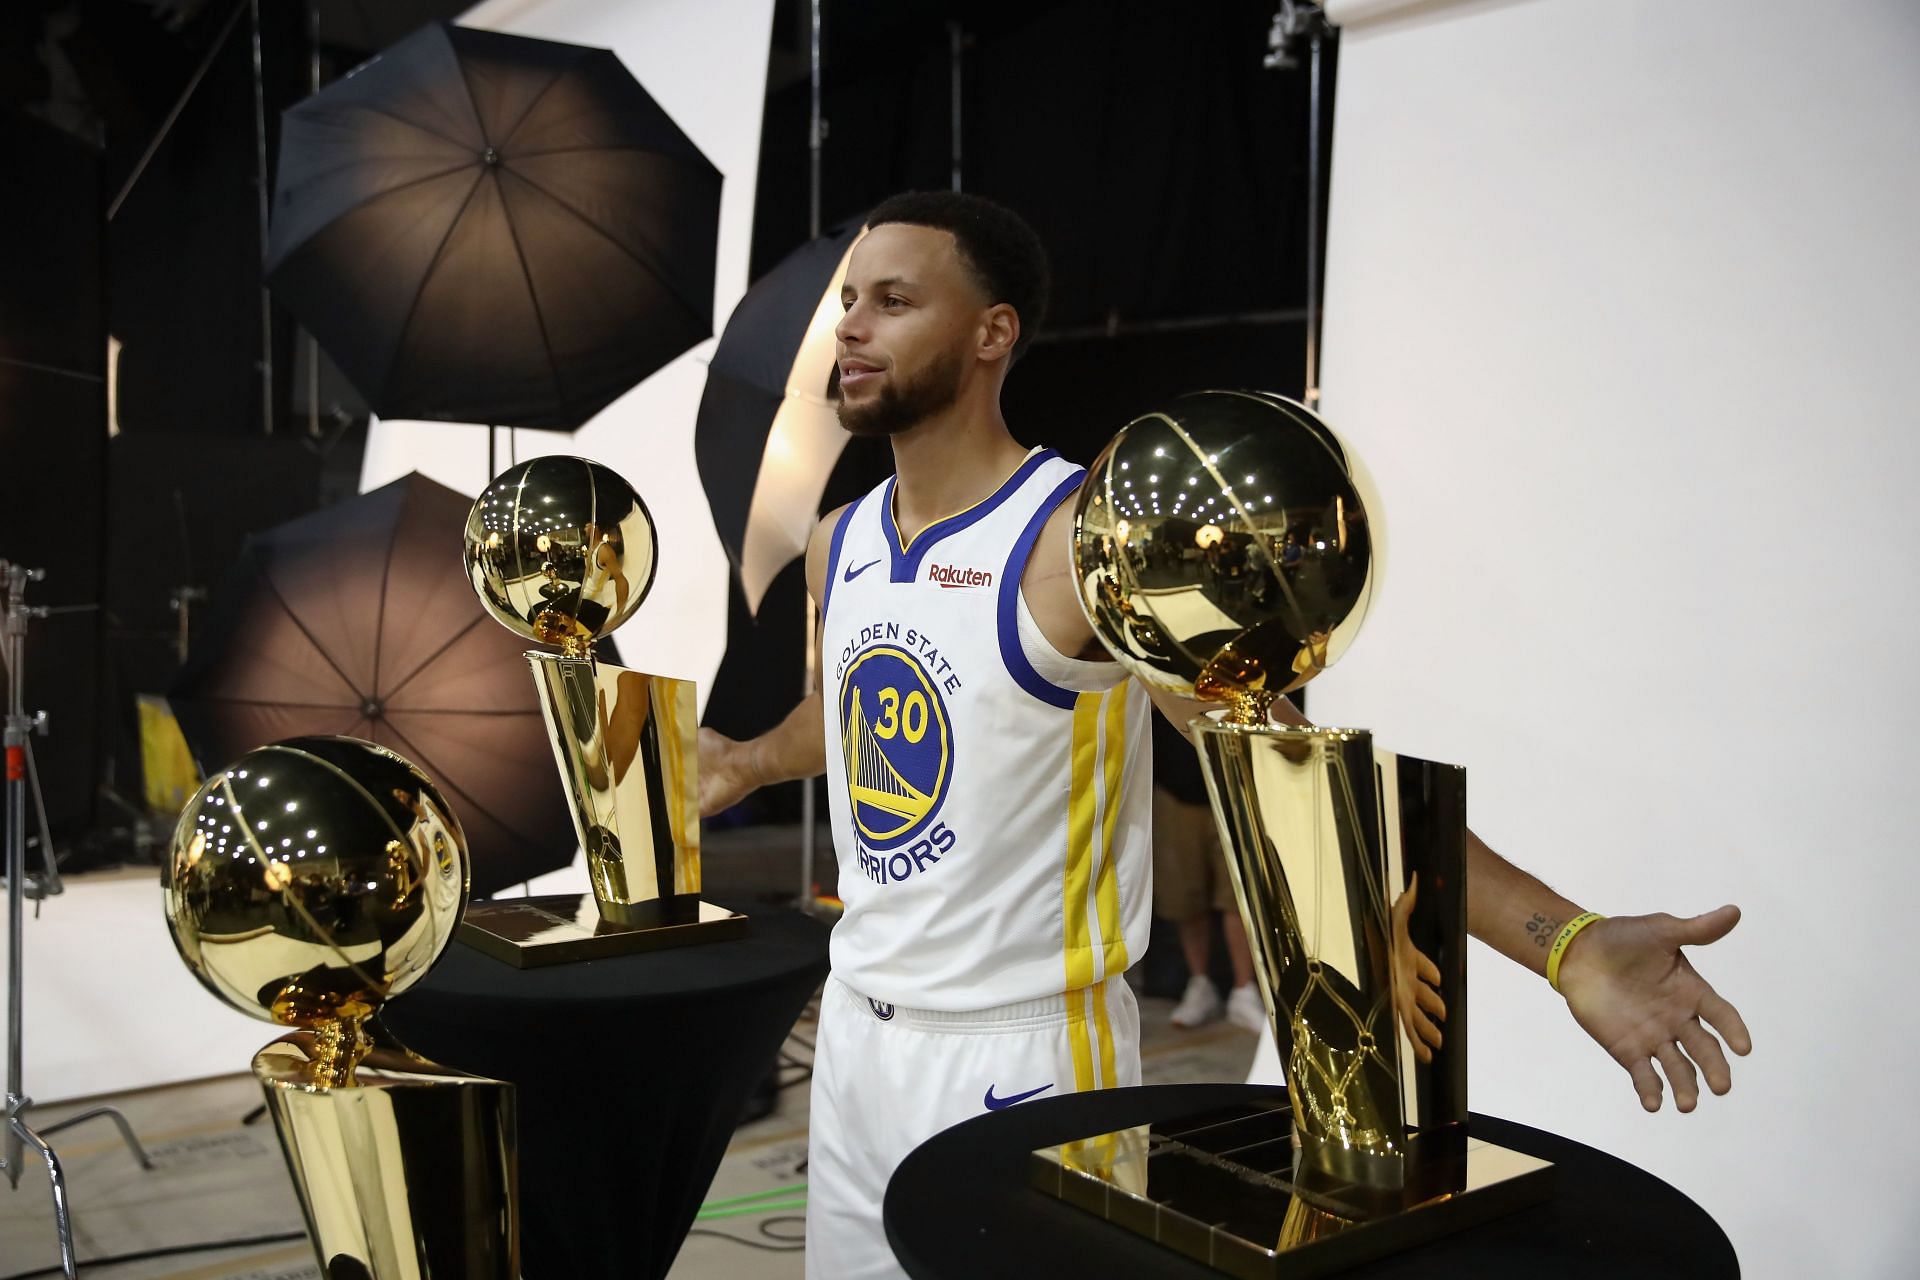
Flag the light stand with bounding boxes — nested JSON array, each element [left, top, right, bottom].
[[1265, 0, 1334, 408], [2, 561, 153, 1280]]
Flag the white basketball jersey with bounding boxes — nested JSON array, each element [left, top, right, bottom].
[[820, 448, 1154, 1011]]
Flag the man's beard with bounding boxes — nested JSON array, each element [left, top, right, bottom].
[[836, 348, 966, 438]]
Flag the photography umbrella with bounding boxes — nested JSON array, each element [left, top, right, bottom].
[[265, 21, 721, 430], [694, 218, 863, 613], [169, 473, 574, 896]]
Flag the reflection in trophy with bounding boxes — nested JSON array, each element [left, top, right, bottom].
[[1050, 391, 1550, 1268], [163, 736, 518, 1279], [459, 455, 744, 965]]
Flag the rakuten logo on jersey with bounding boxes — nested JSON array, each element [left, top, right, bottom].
[[927, 563, 993, 589]]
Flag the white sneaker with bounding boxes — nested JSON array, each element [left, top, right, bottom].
[[1226, 984, 1268, 1034], [1169, 975, 1224, 1028]]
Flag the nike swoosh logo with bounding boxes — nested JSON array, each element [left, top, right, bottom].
[[843, 558, 881, 583], [983, 1082, 1053, 1111]]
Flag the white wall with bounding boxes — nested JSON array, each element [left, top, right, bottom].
[[359, 0, 778, 704], [1312, 1, 1919, 1275]]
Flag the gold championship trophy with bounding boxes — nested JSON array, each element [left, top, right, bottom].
[[1033, 391, 1553, 1277], [457, 455, 745, 966], [164, 736, 519, 1280]]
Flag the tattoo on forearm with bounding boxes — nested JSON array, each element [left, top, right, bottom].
[[1524, 913, 1563, 948]]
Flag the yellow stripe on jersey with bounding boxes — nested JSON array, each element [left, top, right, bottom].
[[1092, 980, 1118, 1093], [1066, 985, 1096, 1093], [1063, 692, 1102, 993], [1063, 984, 1120, 1176], [1094, 685, 1130, 979]]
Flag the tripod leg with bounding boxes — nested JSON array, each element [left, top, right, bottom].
[[37, 1105, 154, 1169], [10, 1115, 78, 1280], [3, 1114, 17, 1189]]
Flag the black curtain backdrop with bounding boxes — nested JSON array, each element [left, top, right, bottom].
[[706, 1, 1332, 804], [0, 108, 106, 839], [751, 0, 1312, 330]]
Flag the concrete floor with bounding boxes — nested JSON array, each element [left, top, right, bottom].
[[0, 991, 1257, 1280]]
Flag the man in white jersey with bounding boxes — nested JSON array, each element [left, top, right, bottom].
[[700, 191, 1751, 1279]]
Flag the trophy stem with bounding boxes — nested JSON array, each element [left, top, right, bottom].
[[307, 1015, 371, 1088], [1224, 690, 1277, 725]]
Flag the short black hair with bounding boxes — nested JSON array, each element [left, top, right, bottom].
[[867, 190, 1050, 362]]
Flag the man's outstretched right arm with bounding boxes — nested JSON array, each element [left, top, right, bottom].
[[697, 693, 825, 816], [696, 505, 846, 817]]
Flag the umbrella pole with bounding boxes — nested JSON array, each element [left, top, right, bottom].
[[808, 0, 823, 242], [249, 0, 275, 437], [305, 0, 321, 440], [948, 20, 964, 192], [798, 596, 819, 907], [797, 0, 826, 909], [1305, 24, 1325, 409]]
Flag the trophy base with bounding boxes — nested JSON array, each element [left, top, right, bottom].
[[1030, 1096, 1553, 1280], [457, 894, 748, 968]]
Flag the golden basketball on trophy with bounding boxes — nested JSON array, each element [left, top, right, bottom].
[[1072, 388, 1382, 720], [1040, 391, 1552, 1270], [164, 735, 518, 1279], [459, 454, 744, 966]]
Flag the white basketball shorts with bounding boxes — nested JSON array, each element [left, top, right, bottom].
[[804, 973, 1141, 1279]]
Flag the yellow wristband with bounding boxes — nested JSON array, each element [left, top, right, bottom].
[[1546, 911, 1605, 992]]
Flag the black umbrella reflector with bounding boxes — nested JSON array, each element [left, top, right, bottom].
[[696, 220, 864, 611], [170, 473, 578, 896], [267, 23, 722, 430]]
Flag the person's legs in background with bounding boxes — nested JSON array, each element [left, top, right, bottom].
[[1154, 783, 1266, 1032], [1213, 854, 1264, 1034], [1154, 784, 1223, 1027]]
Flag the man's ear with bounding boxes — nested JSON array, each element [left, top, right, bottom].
[[978, 302, 1019, 364]]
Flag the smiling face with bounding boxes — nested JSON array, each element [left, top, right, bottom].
[[834, 222, 1014, 438]]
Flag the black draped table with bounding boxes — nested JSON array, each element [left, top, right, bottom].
[[384, 904, 830, 1280], [885, 1083, 1737, 1279]]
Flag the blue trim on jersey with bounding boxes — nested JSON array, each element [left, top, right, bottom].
[[820, 492, 865, 618], [883, 449, 1061, 583], [997, 468, 1088, 710]]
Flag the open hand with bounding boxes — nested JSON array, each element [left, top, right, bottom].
[[1556, 905, 1752, 1113], [696, 728, 760, 818]]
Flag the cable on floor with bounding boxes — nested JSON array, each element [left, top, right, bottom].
[[0, 1230, 309, 1280]]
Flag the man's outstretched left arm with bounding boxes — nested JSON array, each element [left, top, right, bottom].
[[1460, 831, 1751, 1112], [1149, 684, 1753, 1114]]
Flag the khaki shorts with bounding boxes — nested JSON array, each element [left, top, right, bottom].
[[1151, 786, 1237, 920]]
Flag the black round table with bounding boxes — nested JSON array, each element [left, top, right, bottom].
[[385, 904, 829, 1280], [885, 1083, 1736, 1279]]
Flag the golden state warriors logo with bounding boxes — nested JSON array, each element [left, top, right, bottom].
[[839, 645, 952, 849]]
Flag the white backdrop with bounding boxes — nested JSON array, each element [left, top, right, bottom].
[[1307, 0, 1920, 1275], [358, 0, 778, 706]]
